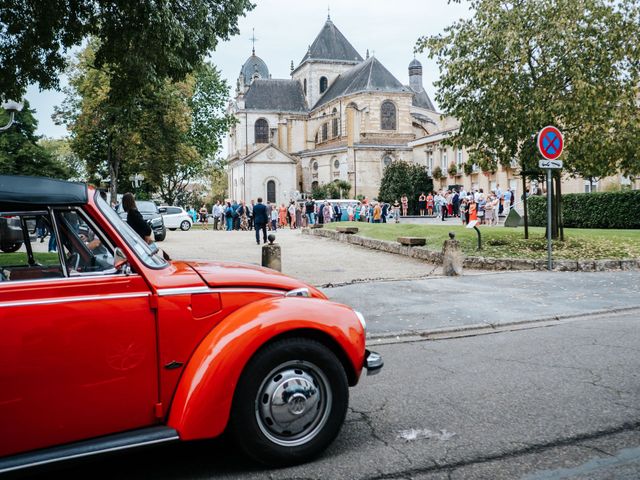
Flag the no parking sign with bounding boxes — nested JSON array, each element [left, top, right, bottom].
[[537, 126, 564, 160]]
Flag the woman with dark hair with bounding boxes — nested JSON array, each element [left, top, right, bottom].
[[122, 192, 152, 244]]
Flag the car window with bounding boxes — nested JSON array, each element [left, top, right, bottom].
[[167, 207, 181, 215], [55, 209, 116, 276], [96, 193, 167, 269], [0, 212, 64, 282], [137, 201, 158, 214]]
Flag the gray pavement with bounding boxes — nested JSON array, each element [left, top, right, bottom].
[[26, 311, 640, 479], [325, 270, 640, 337], [161, 228, 443, 286]]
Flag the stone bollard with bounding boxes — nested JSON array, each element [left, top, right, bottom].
[[262, 234, 281, 272], [442, 232, 464, 276]]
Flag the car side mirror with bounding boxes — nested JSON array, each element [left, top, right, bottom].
[[114, 247, 130, 274]]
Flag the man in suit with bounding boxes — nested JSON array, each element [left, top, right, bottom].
[[253, 197, 269, 245]]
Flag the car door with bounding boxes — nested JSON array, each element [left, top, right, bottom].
[[0, 208, 159, 457], [163, 207, 181, 228]]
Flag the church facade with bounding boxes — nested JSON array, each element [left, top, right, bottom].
[[226, 16, 639, 204], [226, 16, 447, 203]]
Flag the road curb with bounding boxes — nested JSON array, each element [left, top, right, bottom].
[[366, 305, 640, 344], [303, 228, 640, 272]]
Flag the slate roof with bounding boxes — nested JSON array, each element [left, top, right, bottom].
[[244, 79, 308, 112], [240, 54, 269, 85], [313, 56, 411, 110], [300, 18, 363, 65], [411, 89, 436, 111]]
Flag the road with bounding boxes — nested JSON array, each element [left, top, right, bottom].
[[15, 310, 640, 479]]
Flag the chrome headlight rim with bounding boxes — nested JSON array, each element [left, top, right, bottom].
[[354, 310, 366, 331]]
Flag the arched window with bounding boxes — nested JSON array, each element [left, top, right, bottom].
[[333, 157, 340, 170], [312, 160, 318, 171], [322, 123, 328, 142], [320, 76, 328, 93], [381, 101, 397, 130], [332, 108, 339, 138], [267, 180, 276, 203], [303, 79, 307, 95], [255, 118, 269, 143]]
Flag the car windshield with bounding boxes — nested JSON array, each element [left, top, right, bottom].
[[137, 201, 158, 214], [95, 193, 167, 269]]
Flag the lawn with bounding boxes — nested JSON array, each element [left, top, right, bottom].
[[0, 252, 60, 267], [323, 222, 640, 260]]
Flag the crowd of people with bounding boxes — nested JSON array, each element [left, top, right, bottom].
[[186, 197, 403, 235], [406, 185, 516, 225], [180, 185, 517, 244]]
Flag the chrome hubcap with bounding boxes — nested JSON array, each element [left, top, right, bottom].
[[255, 361, 331, 447]]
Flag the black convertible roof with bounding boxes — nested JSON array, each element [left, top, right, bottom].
[[0, 175, 88, 207]]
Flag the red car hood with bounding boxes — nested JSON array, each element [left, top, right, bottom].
[[186, 261, 325, 297]]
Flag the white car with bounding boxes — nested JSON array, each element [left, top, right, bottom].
[[159, 206, 193, 231]]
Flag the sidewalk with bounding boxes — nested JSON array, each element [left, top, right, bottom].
[[324, 270, 640, 337]]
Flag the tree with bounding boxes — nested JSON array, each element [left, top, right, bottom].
[[0, 0, 254, 104], [38, 137, 86, 181], [55, 43, 234, 204], [335, 180, 352, 199], [417, 0, 640, 237], [378, 161, 433, 214], [0, 101, 69, 178]]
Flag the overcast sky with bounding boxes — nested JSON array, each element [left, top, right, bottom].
[[26, 0, 472, 139]]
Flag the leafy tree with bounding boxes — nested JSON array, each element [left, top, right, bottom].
[[417, 0, 640, 237], [189, 63, 237, 161], [378, 161, 433, 214], [55, 43, 233, 204], [0, 0, 255, 103], [38, 137, 86, 181], [0, 100, 69, 178], [334, 180, 352, 199]]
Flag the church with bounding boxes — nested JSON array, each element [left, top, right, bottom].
[[226, 15, 451, 204]]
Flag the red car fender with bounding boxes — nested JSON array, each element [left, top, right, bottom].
[[167, 296, 366, 440]]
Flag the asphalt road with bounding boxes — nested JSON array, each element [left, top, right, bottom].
[[325, 270, 640, 336], [15, 310, 640, 480]]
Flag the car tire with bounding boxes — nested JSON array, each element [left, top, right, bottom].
[[154, 231, 166, 242], [180, 220, 191, 231], [169, 228, 177, 231], [1, 242, 22, 253], [229, 337, 348, 466]]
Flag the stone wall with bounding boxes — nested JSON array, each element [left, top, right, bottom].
[[302, 228, 640, 272]]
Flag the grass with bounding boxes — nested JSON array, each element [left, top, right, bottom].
[[323, 222, 640, 260], [0, 252, 60, 267]]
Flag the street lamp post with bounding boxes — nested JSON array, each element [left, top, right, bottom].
[[1, 100, 24, 131]]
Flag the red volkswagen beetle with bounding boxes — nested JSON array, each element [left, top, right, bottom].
[[0, 175, 382, 473]]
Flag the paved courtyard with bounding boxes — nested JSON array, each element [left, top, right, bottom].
[[160, 227, 442, 286]]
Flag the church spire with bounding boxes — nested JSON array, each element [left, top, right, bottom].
[[250, 27, 257, 55], [327, 5, 331, 21]]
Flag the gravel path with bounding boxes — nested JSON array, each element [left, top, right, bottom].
[[160, 227, 441, 287]]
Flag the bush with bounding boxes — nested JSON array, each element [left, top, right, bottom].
[[527, 190, 640, 229], [378, 160, 433, 214]]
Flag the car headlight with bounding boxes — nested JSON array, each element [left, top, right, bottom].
[[354, 310, 366, 331]]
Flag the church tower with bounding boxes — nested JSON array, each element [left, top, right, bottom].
[[291, 15, 363, 109]]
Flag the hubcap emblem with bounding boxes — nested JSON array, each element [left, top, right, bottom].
[[288, 393, 307, 415]]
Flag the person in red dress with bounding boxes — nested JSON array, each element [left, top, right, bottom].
[[401, 194, 409, 216], [426, 192, 434, 216]]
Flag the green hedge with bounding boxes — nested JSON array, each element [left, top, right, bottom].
[[527, 190, 640, 229]]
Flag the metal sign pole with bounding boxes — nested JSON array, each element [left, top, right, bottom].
[[547, 168, 552, 271]]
